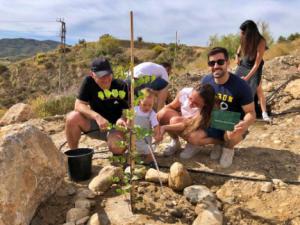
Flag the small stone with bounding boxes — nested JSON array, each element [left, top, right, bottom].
[[170, 208, 183, 218], [261, 182, 273, 193], [66, 208, 90, 223], [77, 189, 96, 199], [76, 216, 90, 225], [273, 140, 282, 144], [272, 179, 288, 187], [75, 199, 96, 209], [87, 213, 101, 225]]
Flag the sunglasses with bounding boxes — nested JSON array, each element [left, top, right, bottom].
[[208, 59, 226, 67]]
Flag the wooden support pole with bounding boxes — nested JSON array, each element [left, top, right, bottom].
[[129, 10, 136, 213]]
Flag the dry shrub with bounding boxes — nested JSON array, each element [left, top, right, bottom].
[[0, 108, 7, 119], [30, 95, 75, 118], [265, 42, 293, 60]]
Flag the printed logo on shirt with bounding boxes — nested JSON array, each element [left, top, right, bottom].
[[98, 89, 126, 100], [216, 93, 234, 111]]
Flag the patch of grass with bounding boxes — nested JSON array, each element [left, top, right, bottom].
[[30, 95, 75, 118]]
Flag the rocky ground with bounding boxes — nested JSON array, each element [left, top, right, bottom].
[[28, 54, 300, 225]]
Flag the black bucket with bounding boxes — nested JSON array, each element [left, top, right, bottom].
[[64, 148, 94, 181]]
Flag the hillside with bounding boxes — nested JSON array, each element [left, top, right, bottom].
[[0, 38, 61, 61], [0, 36, 299, 110]]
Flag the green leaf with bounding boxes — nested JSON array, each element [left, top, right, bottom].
[[144, 76, 150, 84], [118, 90, 126, 99], [151, 75, 156, 82], [111, 89, 119, 98], [104, 89, 112, 98], [98, 91, 105, 100], [112, 176, 120, 183]]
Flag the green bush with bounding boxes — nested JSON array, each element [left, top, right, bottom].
[[30, 95, 75, 118], [152, 45, 165, 56], [208, 33, 240, 58], [35, 53, 47, 65], [97, 34, 123, 56]]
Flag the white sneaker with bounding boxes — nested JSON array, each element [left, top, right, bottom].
[[163, 139, 181, 156], [180, 143, 199, 159], [262, 112, 271, 122], [219, 147, 234, 168], [210, 145, 222, 160]]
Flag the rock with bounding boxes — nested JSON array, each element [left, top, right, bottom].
[[63, 222, 75, 225], [168, 162, 192, 191], [88, 166, 124, 194], [170, 208, 183, 218], [291, 216, 300, 225], [124, 165, 147, 179], [285, 79, 300, 99], [0, 103, 33, 126], [66, 208, 90, 223], [192, 206, 223, 225], [87, 213, 102, 225], [76, 216, 90, 225], [77, 188, 96, 199], [145, 168, 169, 184], [0, 124, 65, 225], [272, 179, 288, 188], [75, 199, 96, 210], [261, 182, 273, 193], [183, 185, 216, 204]]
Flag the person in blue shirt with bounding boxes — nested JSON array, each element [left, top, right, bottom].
[[186, 47, 256, 168]]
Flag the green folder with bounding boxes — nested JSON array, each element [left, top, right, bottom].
[[211, 109, 241, 131]]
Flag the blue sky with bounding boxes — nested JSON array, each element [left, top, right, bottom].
[[0, 0, 299, 46]]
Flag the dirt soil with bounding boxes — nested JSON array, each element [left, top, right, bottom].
[[29, 108, 300, 225], [30, 56, 300, 225]]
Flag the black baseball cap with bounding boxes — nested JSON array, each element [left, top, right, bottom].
[[91, 57, 113, 77]]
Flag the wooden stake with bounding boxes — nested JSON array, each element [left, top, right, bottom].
[[129, 10, 136, 213]]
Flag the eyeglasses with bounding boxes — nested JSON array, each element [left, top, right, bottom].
[[208, 59, 226, 67]]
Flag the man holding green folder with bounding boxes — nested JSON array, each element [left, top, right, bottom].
[[189, 47, 256, 168]]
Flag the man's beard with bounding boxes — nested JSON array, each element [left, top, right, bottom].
[[212, 69, 225, 78]]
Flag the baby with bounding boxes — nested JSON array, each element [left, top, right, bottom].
[[118, 88, 162, 164]]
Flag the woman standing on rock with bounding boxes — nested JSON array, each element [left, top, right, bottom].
[[235, 20, 271, 121]]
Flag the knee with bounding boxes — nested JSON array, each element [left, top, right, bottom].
[[157, 108, 168, 123], [65, 111, 85, 129], [170, 116, 182, 124]]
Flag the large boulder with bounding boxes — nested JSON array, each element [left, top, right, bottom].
[[0, 103, 33, 126], [0, 124, 65, 225]]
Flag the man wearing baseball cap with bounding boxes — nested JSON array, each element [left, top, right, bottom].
[[65, 57, 128, 154]]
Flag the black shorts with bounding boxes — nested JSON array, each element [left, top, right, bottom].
[[205, 127, 225, 140]]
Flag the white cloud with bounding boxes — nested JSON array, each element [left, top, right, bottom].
[[0, 0, 299, 45]]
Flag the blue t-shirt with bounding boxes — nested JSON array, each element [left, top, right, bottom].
[[201, 73, 253, 115]]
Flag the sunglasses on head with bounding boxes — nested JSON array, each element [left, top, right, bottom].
[[208, 59, 226, 67]]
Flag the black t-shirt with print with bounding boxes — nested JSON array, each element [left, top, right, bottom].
[[201, 73, 253, 115], [78, 76, 129, 124]]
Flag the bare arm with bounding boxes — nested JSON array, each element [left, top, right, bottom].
[[164, 91, 181, 111], [75, 99, 109, 130], [233, 102, 256, 134], [243, 39, 266, 81], [161, 121, 187, 133]]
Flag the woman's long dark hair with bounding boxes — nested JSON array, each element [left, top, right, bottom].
[[240, 20, 264, 60], [181, 83, 215, 137], [196, 83, 215, 128]]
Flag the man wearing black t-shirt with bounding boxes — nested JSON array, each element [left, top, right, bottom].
[[65, 57, 128, 154], [185, 47, 256, 168]]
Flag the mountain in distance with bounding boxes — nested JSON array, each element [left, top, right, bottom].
[[0, 38, 61, 61]]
